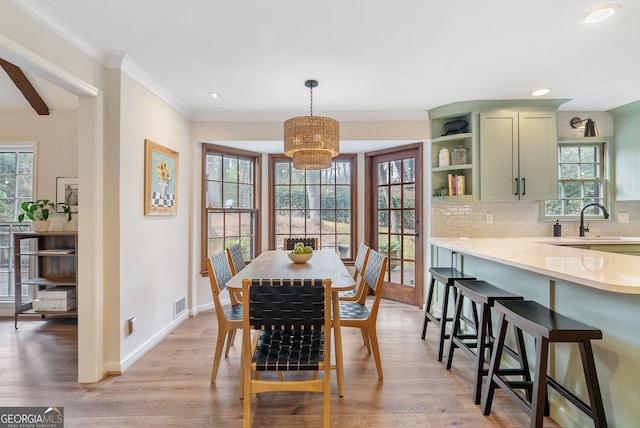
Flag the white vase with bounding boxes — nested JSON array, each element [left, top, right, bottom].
[[31, 220, 50, 232]]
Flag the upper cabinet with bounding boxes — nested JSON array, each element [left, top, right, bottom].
[[610, 100, 640, 201], [479, 110, 558, 201], [429, 100, 567, 202]]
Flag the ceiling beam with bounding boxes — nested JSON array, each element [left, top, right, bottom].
[[0, 58, 49, 115]]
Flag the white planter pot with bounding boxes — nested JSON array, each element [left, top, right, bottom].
[[31, 220, 50, 232]]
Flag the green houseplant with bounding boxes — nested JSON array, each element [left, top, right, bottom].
[[18, 199, 72, 231]]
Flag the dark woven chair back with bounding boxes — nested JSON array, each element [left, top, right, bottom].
[[209, 251, 232, 292], [226, 244, 246, 275], [248, 278, 325, 331], [284, 237, 318, 250]]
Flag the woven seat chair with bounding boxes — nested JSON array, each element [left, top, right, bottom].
[[241, 278, 332, 428], [339, 249, 388, 380], [339, 243, 371, 303], [225, 244, 247, 306], [283, 237, 318, 250], [206, 251, 243, 383]]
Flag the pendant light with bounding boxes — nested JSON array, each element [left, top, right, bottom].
[[283, 80, 339, 170]]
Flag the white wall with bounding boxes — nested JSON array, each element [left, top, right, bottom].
[[114, 72, 192, 370], [0, 110, 78, 198]]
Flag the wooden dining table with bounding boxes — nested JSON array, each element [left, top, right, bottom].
[[226, 249, 356, 397]]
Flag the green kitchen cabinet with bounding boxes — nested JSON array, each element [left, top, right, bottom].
[[479, 110, 558, 201], [610, 100, 640, 201]]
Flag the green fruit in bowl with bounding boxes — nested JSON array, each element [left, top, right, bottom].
[[303, 246, 313, 254], [293, 247, 305, 254]]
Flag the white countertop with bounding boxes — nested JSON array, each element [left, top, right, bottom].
[[429, 236, 640, 294]]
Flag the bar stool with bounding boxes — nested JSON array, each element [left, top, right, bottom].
[[482, 300, 607, 428], [421, 263, 476, 361], [445, 279, 529, 404]]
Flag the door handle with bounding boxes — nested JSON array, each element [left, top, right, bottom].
[[522, 177, 526, 196], [514, 178, 519, 196]]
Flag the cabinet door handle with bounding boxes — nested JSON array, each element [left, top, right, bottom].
[[521, 178, 526, 195], [514, 178, 519, 196]]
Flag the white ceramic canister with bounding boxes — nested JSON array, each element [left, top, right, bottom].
[[438, 147, 450, 167]]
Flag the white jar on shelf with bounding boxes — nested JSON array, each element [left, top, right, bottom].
[[438, 147, 450, 167]]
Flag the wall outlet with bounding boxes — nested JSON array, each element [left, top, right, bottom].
[[486, 213, 494, 224], [618, 212, 629, 224], [126, 316, 136, 335]]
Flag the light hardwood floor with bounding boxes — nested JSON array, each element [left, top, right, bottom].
[[1, 301, 560, 427]]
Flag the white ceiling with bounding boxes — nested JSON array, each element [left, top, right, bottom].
[[2, 0, 640, 123]]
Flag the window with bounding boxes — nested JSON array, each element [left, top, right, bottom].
[[202, 144, 260, 273], [543, 139, 611, 219], [270, 154, 356, 260], [0, 148, 34, 301]]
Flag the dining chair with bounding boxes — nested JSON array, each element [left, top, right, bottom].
[[339, 243, 371, 303], [225, 244, 247, 306], [339, 249, 388, 380], [206, 251, 243, 383], [283, 237, 318, 250], [241, 278, 332, 428]]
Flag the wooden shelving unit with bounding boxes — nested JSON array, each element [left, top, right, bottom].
[[13, 231, 78, 328]]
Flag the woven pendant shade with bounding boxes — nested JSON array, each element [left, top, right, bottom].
[[283, 80, 340, 170], [284, 115, 339, 170]]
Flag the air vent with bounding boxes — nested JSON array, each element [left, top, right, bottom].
[[173, 297, 186, 319]]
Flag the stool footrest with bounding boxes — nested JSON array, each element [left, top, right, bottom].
[[491, 375, 533, 414], [547, 376, 593, 419]]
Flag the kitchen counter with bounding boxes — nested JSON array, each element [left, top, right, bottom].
[[429, 237, 640, 427], [429, 236, 640, 294]]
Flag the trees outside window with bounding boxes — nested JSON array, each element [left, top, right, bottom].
[[544, 141, 608, 218], [270, 154, 356, 260]]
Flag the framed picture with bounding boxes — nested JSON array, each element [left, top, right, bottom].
[[144, 139, 179, 215], [56, 177, 79, 213]]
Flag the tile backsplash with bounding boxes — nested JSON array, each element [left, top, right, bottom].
[[431, 200, 640, 238]]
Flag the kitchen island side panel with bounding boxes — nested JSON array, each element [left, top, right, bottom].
[[431, 244, 640, 428]]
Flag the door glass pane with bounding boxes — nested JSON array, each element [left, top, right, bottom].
[[389, 160, 402, 184], [403, 184, 415, 208], [377, 162, 389, 185], [403, 158, 415, 182], [378, 188, 388, 209], [390, 185, 402, 208]]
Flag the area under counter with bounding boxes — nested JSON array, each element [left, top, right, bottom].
[[430, 237, 640, 428]]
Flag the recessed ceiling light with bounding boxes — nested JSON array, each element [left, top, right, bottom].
[[208, 92, 220, 99], [583, 4, 619, 24], [531, 88, 551, 97]]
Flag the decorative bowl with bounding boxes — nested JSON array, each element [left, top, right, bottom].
[[287, 252, 313, 264]]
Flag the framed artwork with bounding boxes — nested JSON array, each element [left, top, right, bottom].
[[56, 177, 79, 213], [144, 139, 179, 215]]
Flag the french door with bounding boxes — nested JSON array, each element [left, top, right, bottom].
[[365, 143, 423, 307]]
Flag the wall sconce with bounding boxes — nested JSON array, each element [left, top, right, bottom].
[[570, 117, 598, 137]]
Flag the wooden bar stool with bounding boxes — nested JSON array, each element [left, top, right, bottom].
[[445, 279, 529, 404], [482, 300, 607, 428], [421, 265, 476, 361]]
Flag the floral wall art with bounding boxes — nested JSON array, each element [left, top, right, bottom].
[[144, 139, 179, 215]]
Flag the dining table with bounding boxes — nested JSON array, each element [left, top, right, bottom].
[[226, 249, 356, 397]]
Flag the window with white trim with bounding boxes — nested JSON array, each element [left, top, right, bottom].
[[543, 139, 611, 219]]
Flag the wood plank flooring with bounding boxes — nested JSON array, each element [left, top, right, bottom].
[[0, 301, 560, 427]]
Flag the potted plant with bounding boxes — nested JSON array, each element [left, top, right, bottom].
[[18, 199, 72, 232]]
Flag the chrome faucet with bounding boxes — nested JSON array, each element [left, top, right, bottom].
[[579, 202, 609, 237]]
